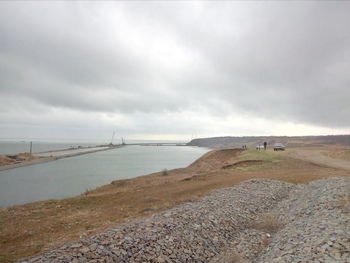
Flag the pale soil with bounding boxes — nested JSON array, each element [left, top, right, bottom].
[[0, 155, 50, 171], [0, 153, 42, 166], [285, 146, 350, 171], [0, 155, 17, 165], [1, 146, 349, 262], [326, 148, 350, 162]]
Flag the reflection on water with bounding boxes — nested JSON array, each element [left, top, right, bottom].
[[0, 146, 209, 207]]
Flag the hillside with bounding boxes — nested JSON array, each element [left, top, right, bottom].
[[25, 177, 350, 262], [187, 148, 243, 172], [2, 146, 350, 262], [187, 135, 350, 149]]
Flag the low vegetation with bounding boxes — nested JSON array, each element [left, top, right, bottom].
[[251, 213, 284, 233], [236, 149, 279, 162], [161, 168, 169, 176]]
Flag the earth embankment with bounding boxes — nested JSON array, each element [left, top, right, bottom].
[[2, 147, 350, 262], [24, 177, 349, 263], [187, 148, 244, 172]]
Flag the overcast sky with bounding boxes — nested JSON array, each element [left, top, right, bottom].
[[0, 1, 349, 142]]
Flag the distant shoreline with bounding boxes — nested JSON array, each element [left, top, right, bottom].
[[0, 146, 121, 172]]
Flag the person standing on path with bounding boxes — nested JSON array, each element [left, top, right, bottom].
[[264, 142, 267, 150]]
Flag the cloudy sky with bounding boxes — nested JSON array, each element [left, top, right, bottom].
[[0, 1, 349, 142]]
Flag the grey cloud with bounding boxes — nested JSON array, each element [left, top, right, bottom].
[[170, 2, 350, 126], [0, 1, 349, 140]]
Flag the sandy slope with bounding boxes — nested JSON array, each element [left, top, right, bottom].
[[286, 148, 350, 171]]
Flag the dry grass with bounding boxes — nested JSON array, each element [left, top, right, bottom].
[[252, 213, 284, 233], [0, 153, 40, 164], [1, 148, 349, 262], [0, 156, 16, 166], [0, 153, 43, 167]]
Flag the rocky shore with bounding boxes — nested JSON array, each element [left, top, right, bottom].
[[22, 177, 349, 263]]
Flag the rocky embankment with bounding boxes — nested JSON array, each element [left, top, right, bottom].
[[22, 178, 349, 263]]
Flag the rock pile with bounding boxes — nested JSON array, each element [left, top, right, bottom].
[[257, 177, 349, 263], [22, 178, 349, 263]]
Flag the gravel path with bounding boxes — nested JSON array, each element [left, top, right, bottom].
[[21, 178, 349, 263]]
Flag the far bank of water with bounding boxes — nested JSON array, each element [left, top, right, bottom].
[[0, 141, 102, 155], [0, 146, 209, 207]]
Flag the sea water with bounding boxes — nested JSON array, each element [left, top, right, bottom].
[[0, 145, 209, 207]]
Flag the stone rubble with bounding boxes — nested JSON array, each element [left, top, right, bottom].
[[21, 177, 349, 263], [257, 177, 350, 263]]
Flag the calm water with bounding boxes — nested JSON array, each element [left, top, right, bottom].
[[0, 145, 209, 207]]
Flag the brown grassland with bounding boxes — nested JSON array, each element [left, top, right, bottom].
[[1, 146, 350, 262]]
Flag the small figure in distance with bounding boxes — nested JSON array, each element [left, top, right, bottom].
[[264, 141, 267, 150]]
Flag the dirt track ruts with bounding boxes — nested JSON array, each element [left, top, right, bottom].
[[287, 149, 350, 171]]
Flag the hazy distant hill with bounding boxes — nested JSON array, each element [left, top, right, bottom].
[[187, 135, 350, 149]]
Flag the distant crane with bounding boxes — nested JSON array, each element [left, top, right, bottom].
[[29, 141, 33, 155], [110, 131, 116, 145]]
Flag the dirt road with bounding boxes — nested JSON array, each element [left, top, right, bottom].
[[286, 148, 350, 171]]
